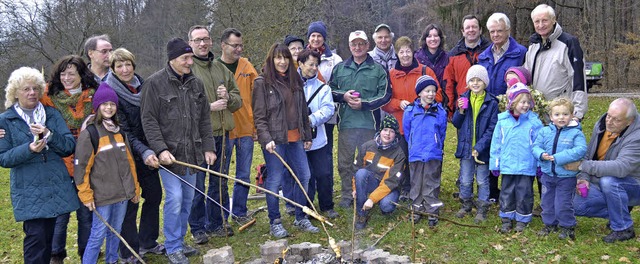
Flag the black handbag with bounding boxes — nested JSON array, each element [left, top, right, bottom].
[[306, 85, 325, 139]]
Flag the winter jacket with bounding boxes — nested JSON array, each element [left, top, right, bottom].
[[532, 121, 587, 177], [299, 68, 334, 151], [140, 65, 216, 175], [452, 90, 499, 162], [578, 111, 640, 183], [524, 23, 587, 119], [478, 37, 527, 96], [252, 75, 312, 148], [382, 61, 440, 134], [228, 57, 259, 139], [403, 99, 447, 162], [192, 52, 242, 136], [75, 116, 140, 207], [490, 111, 543, 176], [329, 55, 391, 131], [317, 43, 343, 82], [414, 47, 449, 87], [354, 139, 406, 203], [368, 46, 398, 72], [0, 106, 79, 222], [443, 37, 490, 113]]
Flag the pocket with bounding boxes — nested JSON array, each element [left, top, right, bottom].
[[159, 94, 179, 120]]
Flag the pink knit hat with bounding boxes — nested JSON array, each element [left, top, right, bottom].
[[505, 66, 531, 87], [507, 82, 534, 110]]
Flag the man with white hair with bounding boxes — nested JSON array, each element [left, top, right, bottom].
[[368, 24, 397, 71]]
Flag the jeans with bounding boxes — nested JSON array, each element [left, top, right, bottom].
[[306, 144, 335, 211], [338, 128, 376, 200], [574, 176, 640, 231], [540, 173, 576, 227], [83, 200, 128, 264], [160, 168, 196, 254], [354, 169, 399, 216], [263, 141, 311, 223], [499, 174, 534, 223], [51, 181, 92, 258], [230, 136, 255, 217], [190, 135, 233, 233], [459, 158, 490, 202], [23, 217, 56, 264]]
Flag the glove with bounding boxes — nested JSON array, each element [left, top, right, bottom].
[[491, 170, 500, 177]]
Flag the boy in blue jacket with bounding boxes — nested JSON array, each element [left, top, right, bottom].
[[532, 97, 587, 240]]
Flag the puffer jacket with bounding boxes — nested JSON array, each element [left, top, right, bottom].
[[414, 47, 449, 87], [532, 120, 587, 177], [228, 57, 259, 139], [354, 139, 406, 203], [0, 105, 79, 221], [478, 37, 527, 96], [490, 111, 543, 176], [140, 65, 216, 175], [402, 99, 447, 162], [452, 90, 499, 162], [443, 37, 490, 113], [299, 68, 334, 151]]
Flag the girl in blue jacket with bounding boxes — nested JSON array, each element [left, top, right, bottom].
[[532, 97, 586, 240], [490, 83, 543, 233]]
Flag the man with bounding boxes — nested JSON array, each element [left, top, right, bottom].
[[368, 24, 397, 72], [524, 4, 587, 120], [443, 15, 490, 116], [84, 34, 113, 82], [140, 38, 216, 264], [187, 25, 242, 244], [478, 12, 527, 96], [568, 98, 640, 243], [329, 30, 391, 207], [218, 28, 259, 225]]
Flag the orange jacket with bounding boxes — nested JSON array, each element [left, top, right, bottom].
[[443, 38, 490, 115], [229, 57, 259, 139]]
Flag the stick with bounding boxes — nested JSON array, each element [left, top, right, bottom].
[[351, 197, 356, 262], [390, 201, 486, 228], [411, 206, 416, 262], [371, 219, 402, 248], [93, 210, 146, 264]]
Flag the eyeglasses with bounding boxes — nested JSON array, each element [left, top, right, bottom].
[[94, 49, 112, 55], [289, 47, 303, 52], [20, 86, 41, 93], [349, 42, 367, 47], [190, 37, 212, 44], [224, 42, 244, 49]]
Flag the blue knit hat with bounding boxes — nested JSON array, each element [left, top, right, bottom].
[[415, 75, 438, 95], [307, 21, 328, 39], [93, 82, 119, 112]]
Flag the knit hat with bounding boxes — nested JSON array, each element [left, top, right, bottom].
[[166, 38, 192, 61], [93, 82, 119, 112], [284, 35, 304, 47], [307, 21, 328, 39], [505, 66, 531, 87], [507, 82, 534, 110], [380, 115, 399, 134], [466, 64, 490, 86], [415, 75, 438, 95]]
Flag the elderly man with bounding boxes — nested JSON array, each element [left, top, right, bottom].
[[524, 4, 587, 120], [84, 34, 113, 82], [329, 30, 391, 207], [368, 24, 397, 71], [478, 12, 527, 96], [568, 98, 640, 243]]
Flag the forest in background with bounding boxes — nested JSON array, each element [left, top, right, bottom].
[[1, 0, 639, 110]]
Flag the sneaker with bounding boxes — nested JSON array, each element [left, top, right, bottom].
[[558, 226, 575, 240], [207, 223, 234, 237], [355, 215, 368, 230], [119, 256, 140, 264], [603, 226, 636, 243], [285, 206, 296, 216], [338, 198, 353, 208], [166, 251, 188, 264], [428, 217, 439, 227], [192, 231, 209, 244], [270, 219, 290, 238], [537, 225, 558, 236], [514, 222, 528, 232], [323, 209, 340, 219], [293, 218, 320, 233], [140, 244, 165, 257], [232, 215, 253, 225], [182, 245, 199, 257], [399, 191, 411, 202], [500, 218, 512, 233]]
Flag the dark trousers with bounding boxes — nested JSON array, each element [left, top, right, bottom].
[[499, 174, 534, 223], [489, 174, 500, 201], [409, 160, 443, 214], [24, 217, 56, 264], [398, 135, 411, 194], [540, 173, 577, 227], [306, 143, 335, 211]]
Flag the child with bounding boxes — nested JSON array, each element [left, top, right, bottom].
[[403, 75, 447, 226], [504, 66, 531, 88], [452, 65, 499, 223], [353, 115, 406, 229], [532, 97, 587, 240], [490, 82, 543, 233], [75, 83, 140, 263]]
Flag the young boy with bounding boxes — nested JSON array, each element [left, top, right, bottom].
[[452, 65, 499, 223], [532, 97, 587, 239], [353, 115, 406, 229], [403, 75, 447, 226]]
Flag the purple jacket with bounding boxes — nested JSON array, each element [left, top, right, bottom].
[[414, 48, 449, 87]]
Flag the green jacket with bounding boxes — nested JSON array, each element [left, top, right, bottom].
[[192, 53, 242, 136]]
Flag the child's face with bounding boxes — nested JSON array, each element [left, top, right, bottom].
[[505, 72, 521, 86], [379, 127, 396, 145], [550, 105, 573, 128], [99, 101, 117, 119], [467, 77, 486, 94], [513, 94, 531, 115], [419, 85, 437, 105]]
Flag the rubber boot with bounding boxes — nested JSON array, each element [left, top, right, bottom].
[[474, 200, 490, 223], [455, 198, 473, 218]]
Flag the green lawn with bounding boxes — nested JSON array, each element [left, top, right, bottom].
[[1, 97, 639, 263]]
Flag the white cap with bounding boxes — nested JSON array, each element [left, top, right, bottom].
[[349, 30, 368, 42]]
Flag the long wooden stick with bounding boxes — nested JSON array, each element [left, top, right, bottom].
[[93, 210, 146, 264]]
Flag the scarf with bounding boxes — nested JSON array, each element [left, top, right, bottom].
[[426, 49, 442, 64], [14, 102, 46, 126], [102, 118, 120, 133], [50, 88, 95, 130], [374, 132, 399, 150], [105, 72, 141, 107], [372, 46, 396, 66]]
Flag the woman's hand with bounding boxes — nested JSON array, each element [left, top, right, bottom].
[[400, 100, 410, 110], [29, 139, 47, 153], [84, 201, 96, 211], [131, 195, 140, 204], [304, 141, 312, 150], [265, 141, 276, 153], [144, 154, 160, 168]]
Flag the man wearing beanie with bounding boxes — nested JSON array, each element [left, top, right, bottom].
[[307, 21, 342, 81], [353, 115, 406, 229], [140, 37, 216, 264], [330, 30, 391, 208]]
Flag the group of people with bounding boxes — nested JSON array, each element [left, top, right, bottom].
[[1, 3, 638, 264]]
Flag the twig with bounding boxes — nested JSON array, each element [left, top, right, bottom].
[[390, 201, 487, 228], [93, 209, 146, 264]]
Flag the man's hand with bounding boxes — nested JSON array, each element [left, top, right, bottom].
[[304, 141, 312, 150], [576, 179, 590, 195], [131, 195, 140, 204], [400, 100, 410, 110], [0, 128, 5, 138], [265, 141, 276, 153], [144, 154, 160, 168], [564, 161, 581, 171], [204, 151, 217, 165], [216, 84, 228, 100], [84, 201, 95, 211], [348, 98, 362, 110], [362, 199, 374, 210], [158, 150, 175, 165], [352, 190, 356, 199], [210, 99, 228, 111]]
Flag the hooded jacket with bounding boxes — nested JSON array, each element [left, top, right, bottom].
[[532, 120, 587, 177], [443, 37, 490, 113], [490, 111, 543, 176], [452, 90, 499, 162], [402, 99, 447, 162], [478, 36, 527, 96]]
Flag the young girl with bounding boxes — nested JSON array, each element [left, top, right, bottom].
[[75, 83, 140, 263], [490, 82, 543, 233], [532, 97, 587, 240], [403, 75, 447, 226]]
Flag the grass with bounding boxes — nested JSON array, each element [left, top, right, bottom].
[[1, 96, 639, 263]]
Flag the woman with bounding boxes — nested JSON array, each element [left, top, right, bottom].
[[41, 55, 98, 262], [252, 43, 318, 238], [414, 24, 449, 87], [105, 48, 164, 262], [0, 67, 78, 263]]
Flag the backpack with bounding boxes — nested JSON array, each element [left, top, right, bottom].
[[86, 124, 126, 154], [255, 163, 267, 193]]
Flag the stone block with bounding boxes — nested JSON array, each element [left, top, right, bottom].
[[260, 239, 288, 263], [289, 242, 322, 260], [203, 246, 234, 264]]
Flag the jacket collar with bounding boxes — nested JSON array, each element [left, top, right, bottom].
[[344, 54, 375, 68], [450, 37, 490, 56]]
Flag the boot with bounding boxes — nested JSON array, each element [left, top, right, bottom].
[[455, 198, 474, 218], [411, 204, 423, 223], [558, 226, 575, 240], [500, 218, 512, 233], [355, 214, 369, 230], [474, 200, 490, 223]]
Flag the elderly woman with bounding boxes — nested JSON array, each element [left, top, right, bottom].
[[0, 67, 78, 263], [253, 43, 318, 238], [104, 48, 164, 262], [414, 24, 449, 87]]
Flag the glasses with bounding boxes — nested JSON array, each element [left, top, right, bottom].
[[289, 47, 303, 52], [224, 42, 244, 49], [94, 49, 112, 55], [190, 37, 212, 44], [20, 86, 41, 93], [349, 42, 367, 47]]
